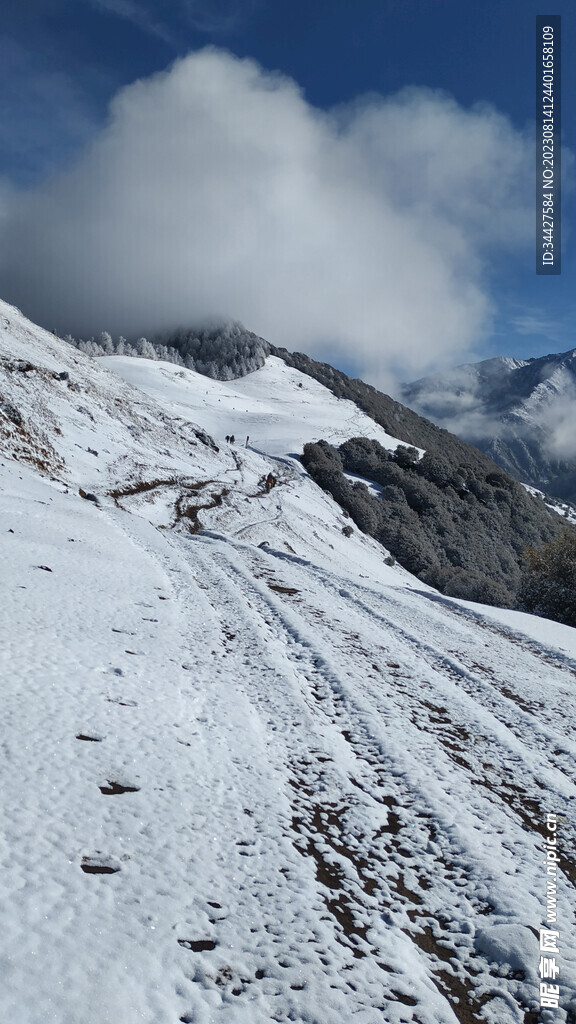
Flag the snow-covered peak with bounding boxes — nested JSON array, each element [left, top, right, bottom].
[[401, 344, 576, 502]]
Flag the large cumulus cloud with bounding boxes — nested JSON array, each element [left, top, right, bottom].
[[0, 48, 533, 387]]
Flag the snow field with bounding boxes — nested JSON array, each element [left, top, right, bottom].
[[1, 299, 576, 1023]]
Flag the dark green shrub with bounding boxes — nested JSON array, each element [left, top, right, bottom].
[[517, 527, 576, 626]]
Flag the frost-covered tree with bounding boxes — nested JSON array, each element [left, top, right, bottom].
[[135, 338, 157, 359], [98, 331, 115, 355]]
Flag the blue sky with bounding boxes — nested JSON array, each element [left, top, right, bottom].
[[0, 0, 574, 386]]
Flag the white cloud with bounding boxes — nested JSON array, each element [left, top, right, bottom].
[[0, 48, 534, 387], [534, 385, 576, 460]]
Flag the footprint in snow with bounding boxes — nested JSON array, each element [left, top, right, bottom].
[[99, 780, 140, 795], [178, 938, 217, 951], [81, 855, 121, 875]]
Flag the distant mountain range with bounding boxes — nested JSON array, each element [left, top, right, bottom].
[[401, 348, 576, 502]]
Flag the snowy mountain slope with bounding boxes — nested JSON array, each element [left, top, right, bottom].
[[401, 349, 576, 502], [1, 298, 576, 1024], [99, 352, 420, 459]]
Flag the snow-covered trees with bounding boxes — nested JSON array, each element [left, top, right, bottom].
[[517, 526, 576, 626], [64, 333, 169, 361], [97, 331, 114, 355], [63, 321, 269, 380], [135, 337, 157, 359], [152, 322, 269, 379]]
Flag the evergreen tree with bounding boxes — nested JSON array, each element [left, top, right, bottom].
[[517, 526, 576, 625]]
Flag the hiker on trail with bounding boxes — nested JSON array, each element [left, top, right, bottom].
[[225, 435, 230, 443], [265, 473, 277, 493], [245, 435, 249, 448], [230, 435, 235, 443]]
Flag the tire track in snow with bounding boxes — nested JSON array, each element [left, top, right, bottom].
[[182, 535, 569, 1024], [303, 576, 576, 864], [248, 549, 576, 884], [103, 511, 575, 1022], [242, 544, 576, 804], [177, 536, 483, 1023], [105, 516, 396, 1022]]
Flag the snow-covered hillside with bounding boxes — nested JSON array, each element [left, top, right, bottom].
[[99, 352, 420, 459], [1, 299, 576, 1024]]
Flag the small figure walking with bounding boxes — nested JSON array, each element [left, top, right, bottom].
[[230, 435, 235, 444], [225, 435, 230, 443], [245, 435, 250, 448]]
